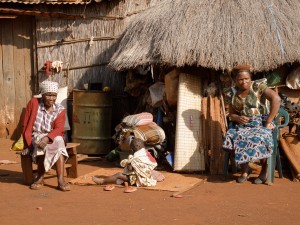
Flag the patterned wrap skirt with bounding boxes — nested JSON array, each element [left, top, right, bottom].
[[222, 115, 274, 164]]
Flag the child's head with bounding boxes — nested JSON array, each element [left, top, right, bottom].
[[130, 138, 145, 152]]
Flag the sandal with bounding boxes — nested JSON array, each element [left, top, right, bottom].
[[30, 182, 44, 190], [57, 183, 71, 192], [236, 168, 252, 183], [124, 186, 137, 193], [104, 185, 115, 191], [254, 177, 267, 184]]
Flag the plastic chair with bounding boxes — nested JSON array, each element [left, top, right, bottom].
[[223, 108, 289, 183], [267, 108, 289, 183]]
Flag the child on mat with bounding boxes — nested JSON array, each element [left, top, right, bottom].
[[92, 138, 162, 191]]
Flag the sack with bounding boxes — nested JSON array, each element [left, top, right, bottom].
[[149, 82, 165, 107], [286, 66, 300, 89], [133, 122, 165, 144], [11, 135, 24, 151], [265, 65, 289, 87], [56, 86, 71, 130], [164, 69, 179, 106], [266, 71, 283, 87], [122, 112, 153, 127]]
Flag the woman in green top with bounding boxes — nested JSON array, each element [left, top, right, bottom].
[[223, 65, 281, 184]]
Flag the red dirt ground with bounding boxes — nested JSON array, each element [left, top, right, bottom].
[[1, 138, 300, 225]]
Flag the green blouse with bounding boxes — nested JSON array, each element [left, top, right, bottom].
[[224, 78, 269, 116]]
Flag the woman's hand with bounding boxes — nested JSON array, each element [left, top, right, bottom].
[[236, 115, 250, 125], [37, 136, 49, 149], [265, 122, 274, 130]]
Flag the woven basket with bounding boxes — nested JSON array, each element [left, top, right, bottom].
[[174, 73, 205, 171]]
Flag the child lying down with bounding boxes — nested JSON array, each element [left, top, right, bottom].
[[92, 138, 165, 192]]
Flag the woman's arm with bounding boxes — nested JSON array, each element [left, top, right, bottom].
[[263, 87, 281, 127], [47, 109, 66, 142], [22, 98, 39, 148], [263, 88, 281, 129]]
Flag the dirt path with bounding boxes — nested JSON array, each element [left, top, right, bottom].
[[1, 138, 300, 225]]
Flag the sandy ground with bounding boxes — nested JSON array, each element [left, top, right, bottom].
[[1, 138, 300, 225]]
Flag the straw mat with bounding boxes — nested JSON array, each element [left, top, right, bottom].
[[68, 167, 204, 193], [174, 73, 205, 171]]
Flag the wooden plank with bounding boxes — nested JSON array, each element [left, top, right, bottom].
[[21, 154, 34, 185], [0, 8, 84, 19], [2, 20, 15, 138], [0, 20, 6, 137], [22, 16, 35, 102], [66, 142, 80, 149], [13, 17, 26, 140], [280, 135, 300, 178], [66, 145, 79, 178]]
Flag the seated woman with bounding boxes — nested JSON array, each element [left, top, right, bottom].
[[223, 64, 281, 184], [22, 80, 70, 191]]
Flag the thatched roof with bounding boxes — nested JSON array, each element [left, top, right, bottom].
[[109, 0, 300, 72], [0, 0, 106, 4]]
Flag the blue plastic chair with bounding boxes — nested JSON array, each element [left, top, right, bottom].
[[223, 108, 289, 183]]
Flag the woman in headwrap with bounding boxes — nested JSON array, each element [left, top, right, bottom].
[[223, 65, 281, 184], [22, 80, 70, 191]]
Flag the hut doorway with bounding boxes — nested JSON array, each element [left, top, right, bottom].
[[0, 16, 36, 139]]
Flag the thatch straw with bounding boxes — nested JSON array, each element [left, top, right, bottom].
[[109, 0, 300, 72]]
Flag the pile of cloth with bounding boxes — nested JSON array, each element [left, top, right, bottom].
[[110, 112, 166, 161]]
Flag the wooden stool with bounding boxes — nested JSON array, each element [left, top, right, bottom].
[[20, 142, 81, 185], [65, 142, 80, 178], [20, 154, 34, 185]]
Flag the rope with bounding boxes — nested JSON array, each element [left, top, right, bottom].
[[267, 4, 285, 55]]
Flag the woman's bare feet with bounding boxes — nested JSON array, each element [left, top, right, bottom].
[[92, 176, 104, 185]]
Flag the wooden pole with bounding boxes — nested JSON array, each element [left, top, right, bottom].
[[0, 8, 85, 19]]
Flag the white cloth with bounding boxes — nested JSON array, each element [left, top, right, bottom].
[[40, 80, 59, 94], [286, 66, 300, 89], [56, 86, 71, 130], [120, 148, 157, 187], [32, 136, 68, 172]]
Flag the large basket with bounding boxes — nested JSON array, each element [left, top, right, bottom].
[[174, 73, 205, 171]]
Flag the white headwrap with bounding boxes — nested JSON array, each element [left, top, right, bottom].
[[39, 80, 59, 95]]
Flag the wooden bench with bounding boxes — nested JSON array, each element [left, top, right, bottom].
[[65, 142, 80, 178], [20, 142, 81, 185]]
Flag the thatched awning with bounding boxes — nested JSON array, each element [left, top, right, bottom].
[[109, 0, 300, 72], [0, 0, 106, 4]]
